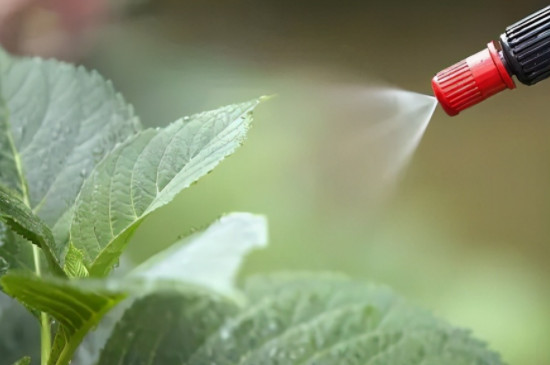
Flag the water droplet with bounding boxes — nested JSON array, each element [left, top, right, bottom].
[[92, 146, 104, 156], [80, 169, 87, 177], [268, 321, 278, 331], [52, 124, 62, 139], [16, 126, 26, 140], [220, 327, 230, 340]]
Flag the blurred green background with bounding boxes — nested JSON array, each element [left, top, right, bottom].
[[10, 0, 550, 363]]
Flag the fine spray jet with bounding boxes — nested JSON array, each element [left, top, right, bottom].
[[432, 5, 550, 116]]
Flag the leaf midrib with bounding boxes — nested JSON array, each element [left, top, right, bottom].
[[4, 109, 31, 207]]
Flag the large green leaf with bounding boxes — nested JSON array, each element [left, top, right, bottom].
[[0, 185, 63, 274], [131, 212, 267, 298], [188, 274, 504, 365], [70, 98, 263, 277], [97, 289, 239, 365], [0, 49, 141, 272], [0, 273, 126, 365], [94, 274, 504, 365]]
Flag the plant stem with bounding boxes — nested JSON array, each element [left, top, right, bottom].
[[40, 313, 52, 365], [54, 339, 75, 365], [6, 101, 52, 363], [33, 244, 51, 365]]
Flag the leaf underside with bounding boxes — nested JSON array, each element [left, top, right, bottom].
[[130, 212, 267, 298]]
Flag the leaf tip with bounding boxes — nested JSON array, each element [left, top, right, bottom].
[[259, 94, 277, 102]]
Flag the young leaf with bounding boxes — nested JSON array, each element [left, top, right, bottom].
[[130, 212, 267, 298], [70, 98, 264, 277], [63, 245, 90, 278], [0, 48, 141, 257], [186, 274, 504, 365], [0, 273, 126, 365], [97, 289, 239, 365], [0, 185, 63, 274]]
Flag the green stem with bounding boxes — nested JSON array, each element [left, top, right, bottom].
[[33, 245, 51, 365], [5, 98, 52, 364], [40, 313, 51, 365], [54, 338, 77, 365]]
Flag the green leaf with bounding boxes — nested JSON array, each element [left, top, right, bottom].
[[97, 289, 239, 365], [95, 274, 504, 365], [131, 212, 267, 298], [0, 273, 126, 365], [0, 49, 141, 269], [0, 185, 63, 274], [70, 98, 263, 277], [186, 274, 504, 365], [63, 244, 89, 278]]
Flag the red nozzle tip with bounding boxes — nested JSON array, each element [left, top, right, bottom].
[[432, 41, 516, 116]]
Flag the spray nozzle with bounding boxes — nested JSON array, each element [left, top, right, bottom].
[[432, 6, 550, 116]]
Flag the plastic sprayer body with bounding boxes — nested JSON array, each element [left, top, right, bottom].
[[432, 6, 550, 116]]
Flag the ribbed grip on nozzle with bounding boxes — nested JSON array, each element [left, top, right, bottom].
[[432, 61, 478, 116], [432, 41, 515, 116], [501, 5, 550, 85]]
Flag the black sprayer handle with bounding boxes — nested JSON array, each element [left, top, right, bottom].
[[500, 5, 550, 85]]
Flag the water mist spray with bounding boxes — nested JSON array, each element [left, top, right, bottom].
[[432, 5, 550, 116]]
